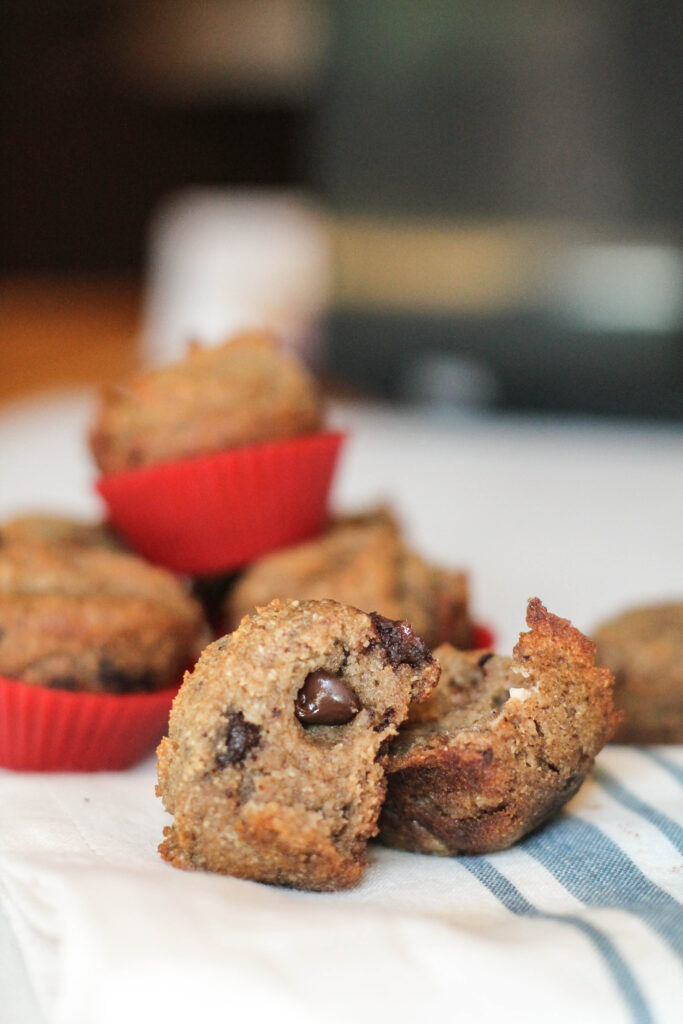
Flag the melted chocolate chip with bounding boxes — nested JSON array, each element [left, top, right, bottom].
[[295, 670, 360, 726], [369, 612, 431, 669], [98, 657, 156, 693], [216, 712, 261, 768]]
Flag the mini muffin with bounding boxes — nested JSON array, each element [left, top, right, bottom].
[[224, 507, 471, 649], [91, 333, 344, 575], [595, 602, 683, 744], [157, 598, 440, 891], [0, 513, 124, 551], [378, 598, 620, 856], [0, 537, 207, 694], [0, 536, 209, 770], [89, 331, 323, 474]]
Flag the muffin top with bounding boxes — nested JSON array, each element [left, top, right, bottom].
[[595, 601, 683, 743], [225, 506, 471, 649], [89, 331, 323, 474], [0, 513, 124, 551], [596, 602, 683, 669], [0, 537, 208, 693]]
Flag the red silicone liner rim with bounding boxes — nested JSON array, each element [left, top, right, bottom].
[[96, 429, 346, 487], [0, 675, 178, 773]]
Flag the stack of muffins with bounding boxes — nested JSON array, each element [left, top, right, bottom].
[[0, 330, 478, 773]]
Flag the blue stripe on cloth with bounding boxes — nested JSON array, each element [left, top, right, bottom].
[[520, 817, 683, 957], [639, 749, 683, 788], [460, 855, 653, 1024], [593, 765, 683, 857]]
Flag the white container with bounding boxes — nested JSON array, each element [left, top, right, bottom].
[[141, 188, 331, 366]]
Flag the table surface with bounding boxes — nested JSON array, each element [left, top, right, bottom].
[[0, 277, 140, 407]]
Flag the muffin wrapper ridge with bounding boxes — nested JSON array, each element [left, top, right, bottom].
[[0, 675, 178, 772], [96, 431, 346, 574]]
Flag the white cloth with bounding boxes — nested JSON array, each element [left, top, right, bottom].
[[1, 394, 682, 1024], [0, 749, 681, 1024]]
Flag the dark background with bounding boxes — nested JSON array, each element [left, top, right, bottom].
[[2, 1, 681, 416]]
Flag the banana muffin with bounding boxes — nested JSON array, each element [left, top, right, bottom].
[[595, 601, 683, 744], [0, 513, 124, 551], [0, 537, 208, 693], [89, 331, 322, 474], [378, 598, 620, 855], [157, 598, 440, 891], [224, 508, 471, 649]]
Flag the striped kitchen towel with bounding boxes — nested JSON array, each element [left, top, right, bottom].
[[0, 745, 681, 1024]]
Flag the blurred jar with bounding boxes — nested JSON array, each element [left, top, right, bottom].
[[141, 189, 331, 366]]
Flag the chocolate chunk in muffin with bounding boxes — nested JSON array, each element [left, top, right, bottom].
[[156, 598, 439, 891]]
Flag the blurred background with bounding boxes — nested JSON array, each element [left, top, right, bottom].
[[1, 0, 681, 418]]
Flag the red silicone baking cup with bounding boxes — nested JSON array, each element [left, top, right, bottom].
[[0, 675, 178, 772], [96, 431, 345, 575], [471, 623, 496, 649]]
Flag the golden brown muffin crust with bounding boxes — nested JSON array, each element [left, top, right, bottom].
[[89, 331, 323, 474], [378, 598, 620, 855], [0, 537, 208, 693], [225, 507, 471, 649], [595, 602, 683, 744], [0, 513, 124, 551]]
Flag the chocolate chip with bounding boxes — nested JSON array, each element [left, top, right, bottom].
[[477, 652, 494, 668], [482, 748, 493, 765], [295, 670, 360, 725], [375, 737, 392, 761], [98, 657, 156, 693], [216, 711, 261, 768], [369, 612, 431, 669], [373, 707, 395, 732]]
